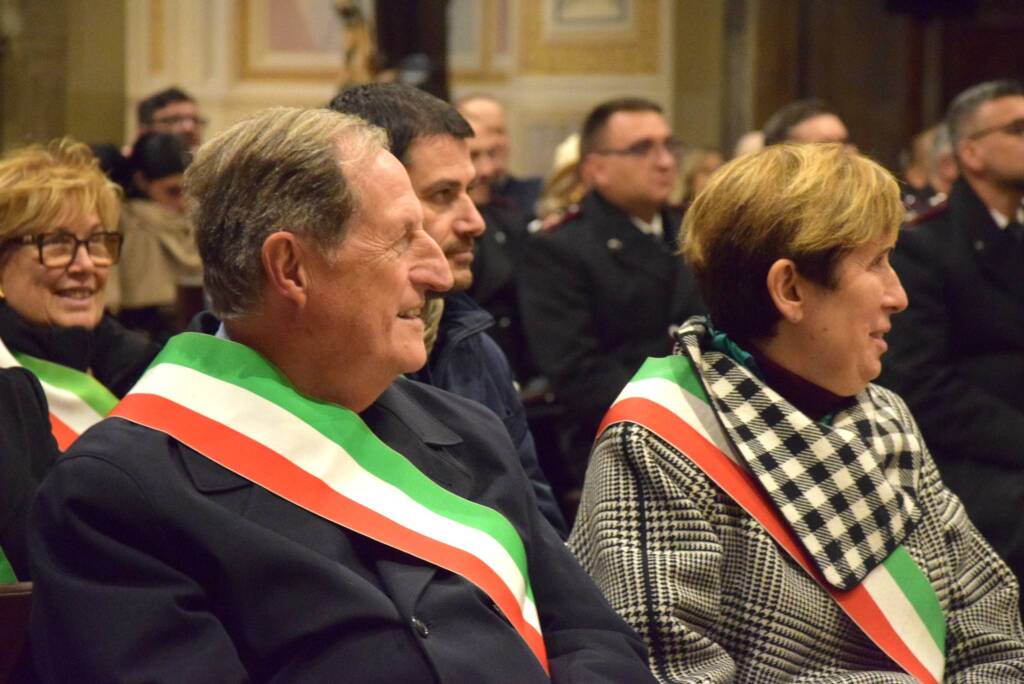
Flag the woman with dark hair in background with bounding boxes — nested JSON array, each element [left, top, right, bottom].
[[117, 132, 202, 342]]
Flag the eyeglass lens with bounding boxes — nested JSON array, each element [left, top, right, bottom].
[[40, 233, 121, 267]]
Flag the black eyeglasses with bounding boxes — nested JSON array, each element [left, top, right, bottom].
[[592, 138, 685, 160], [966, 117, 1024, 141], [5, 231, 123, 268]]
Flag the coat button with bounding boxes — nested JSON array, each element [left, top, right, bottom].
[[411, 616, 430, 638], [607, 237, 623, 251]]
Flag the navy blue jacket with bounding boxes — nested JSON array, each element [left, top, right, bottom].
[[29, 374, 651, 682], [410, 293, 567, 536]]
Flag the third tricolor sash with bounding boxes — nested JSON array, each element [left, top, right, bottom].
[[110, 333, 549, 672], [0, 336, 117, 451], [601, 355, 946, 684]]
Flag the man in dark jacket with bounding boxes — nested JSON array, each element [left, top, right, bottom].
[[882, 79, 1024, 598], [29, 106, 653, 682], [330, 84, 566, 535], [518, 98, 705, 491]]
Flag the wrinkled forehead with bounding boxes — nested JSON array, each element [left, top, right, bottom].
[[153, 99, 199, 121], [971, 94, 1024, 130], [601, 110, 672, 147]]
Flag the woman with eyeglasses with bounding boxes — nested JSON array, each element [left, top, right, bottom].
[[569, 144, 1024, 681], [0, 138, 159, 452], [117, 132, 202, 342], [0, 138, 157, 583]]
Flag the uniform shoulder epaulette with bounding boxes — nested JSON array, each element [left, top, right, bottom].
[[539, 204, 582, 232], [904, 195, 949, 226]]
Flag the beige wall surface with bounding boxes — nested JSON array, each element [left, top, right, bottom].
[[0, 0, 124, 151]]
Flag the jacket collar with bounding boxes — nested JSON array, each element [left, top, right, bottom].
[[181, 331, 464, 494], [954, 178, 1024, 300]]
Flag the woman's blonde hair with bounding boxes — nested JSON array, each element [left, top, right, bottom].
[[681, 143, 903, 341], [0, 138, 121, 243]]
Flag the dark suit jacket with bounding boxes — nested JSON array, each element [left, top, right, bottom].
[[882, 178, 1024, 586], [0, 368, 58, 580], [29, 376, 652, 683], [518, 190, 705, 480]]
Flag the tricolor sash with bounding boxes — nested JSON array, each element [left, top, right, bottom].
[[601, 356, 946, 684], [0, 545, 17, 584], [110, 333, 549, 672], [0, 337, 117, 451]]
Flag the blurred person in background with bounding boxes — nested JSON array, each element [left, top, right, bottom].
[[518, 97, 705, 513], [763, 98, 852, 147], [135, 86, 206, 154], [117, 132, 203, 343], [883, 80, 1024, 608], [672, 146, 724, 209], [457, 95, 543, 222]]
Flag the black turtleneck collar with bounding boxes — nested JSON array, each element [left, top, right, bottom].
[[0, 300, 160, 397], [746, 342, 851, 423]]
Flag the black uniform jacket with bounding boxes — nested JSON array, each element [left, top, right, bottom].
[[0, 368, 58, 580], [28, 374, 653, 683], [883, 177, 1024, 584], [517, 190, 705, 475]]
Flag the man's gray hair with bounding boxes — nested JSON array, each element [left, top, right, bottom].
[[185, 107, 386, 318], [929, 122, 952, 175], [945, 79, 1024, 147]]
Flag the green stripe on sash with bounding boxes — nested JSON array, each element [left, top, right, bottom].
[[632, 356, 709, 403], [0, 545, 17, 584], [14, 352, 117, 416], [884, 547, 946, 652], [151, 334, 532, 593]]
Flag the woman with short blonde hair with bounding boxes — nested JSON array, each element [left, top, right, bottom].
[[570, 143, 1024, 681], [0, 138, 158, 451]]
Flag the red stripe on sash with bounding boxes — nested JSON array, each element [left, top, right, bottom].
[[601, 397, 938, 684], [49, 412, 78, 452], [112, 393, 549, 672]]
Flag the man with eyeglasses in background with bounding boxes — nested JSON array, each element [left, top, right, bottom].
[[135, 86, 207, 153], [881, 79, 1024, 610], [518, 98, 705, 513]]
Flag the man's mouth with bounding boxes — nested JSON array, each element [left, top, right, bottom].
[[398, 308, 422, 320]]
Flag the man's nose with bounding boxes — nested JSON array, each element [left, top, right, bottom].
[[413, 232, 454, 293], [455, 195, 486, 239]]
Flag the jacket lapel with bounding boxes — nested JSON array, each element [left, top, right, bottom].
[[959, 181, 1024, 301], [587, 192, 679, 285], [181, 378, 469, 597]]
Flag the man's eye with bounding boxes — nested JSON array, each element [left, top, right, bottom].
[[627, 141, 654, 156]]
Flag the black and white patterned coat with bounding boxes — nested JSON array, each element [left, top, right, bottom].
[[569, 342, 1024, 682]]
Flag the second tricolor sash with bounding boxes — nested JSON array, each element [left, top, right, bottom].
[[110, 333, 549, 672], [0, 336, 117, 451], [601, 356, 946, 684]]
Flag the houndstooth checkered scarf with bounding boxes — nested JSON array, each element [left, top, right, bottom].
[[677, 318, 923, 590]]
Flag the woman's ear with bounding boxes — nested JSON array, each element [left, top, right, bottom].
[[261, 231, 310, 309], [765, 258, 805, 324]]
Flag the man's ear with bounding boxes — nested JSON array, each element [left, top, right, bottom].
[[955, 140, 982, 176], [765, 258, 806, 324], [261, 231, 310, 308]]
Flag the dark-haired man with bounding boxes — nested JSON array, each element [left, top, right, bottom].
[[762, 98, 851, 146], [136, 86, 206, 152], [883, 79, 1024, 600], [329, 84, 566, 535], [518, 98, 705, 494]]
